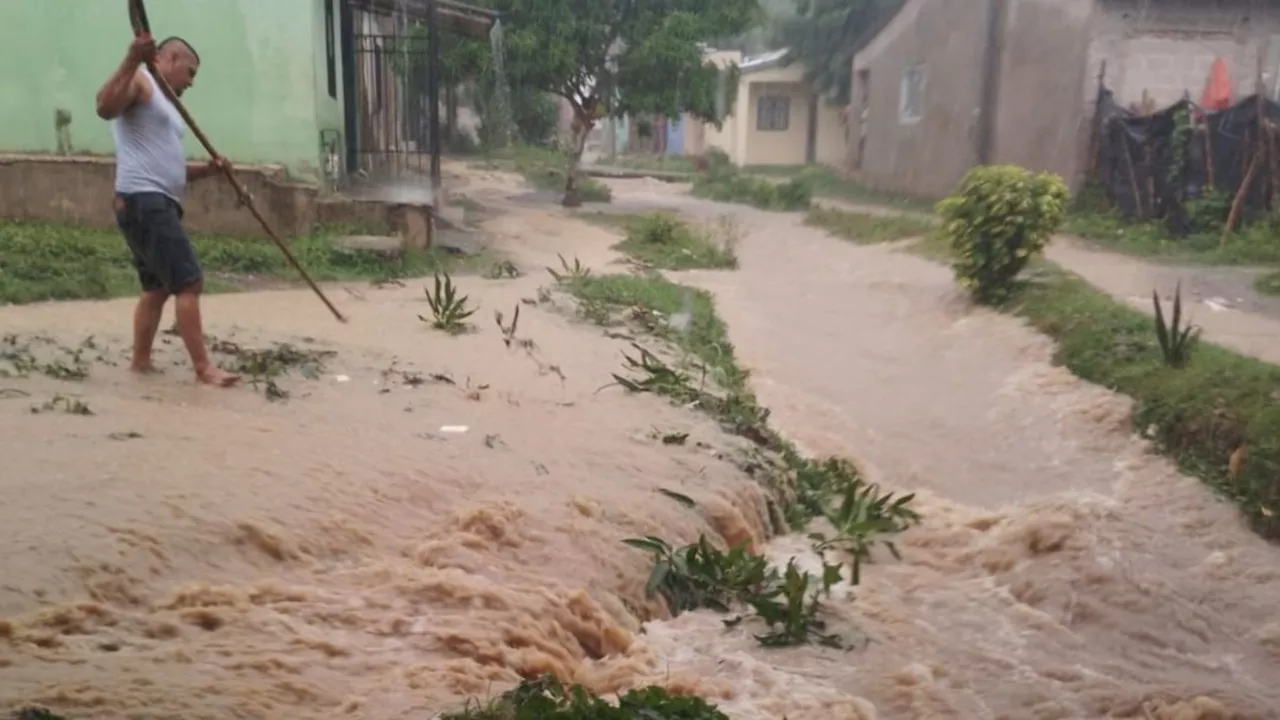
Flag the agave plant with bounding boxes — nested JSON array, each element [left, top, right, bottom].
[[1152, 281, 1200, 368], [420, 272, 477, 334]]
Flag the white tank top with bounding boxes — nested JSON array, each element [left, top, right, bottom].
[[112, 70, 187, 202]]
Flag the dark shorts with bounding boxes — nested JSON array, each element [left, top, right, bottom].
[[114, 192, 202, 294]]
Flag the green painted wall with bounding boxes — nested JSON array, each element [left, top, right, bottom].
[[0, 0, 334, 180], [312, 0, 347, 181]]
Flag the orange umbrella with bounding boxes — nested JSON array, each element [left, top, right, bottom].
[[1200, 57, 1233, 111]]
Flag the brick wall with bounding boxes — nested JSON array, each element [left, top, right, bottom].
[[1087, 0, 1276, 111]]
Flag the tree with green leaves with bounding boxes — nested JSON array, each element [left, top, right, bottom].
[[774, 0, 902, 106], [489, 0, 760, 206]]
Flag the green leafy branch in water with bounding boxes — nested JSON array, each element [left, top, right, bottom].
[[622, 461, 921, 649], [807, 466, 920, 585], [210, 337, 335, 402], [1, 333, 93, 381], [623, 534, 848, 648], [439, 675, 729, 719]]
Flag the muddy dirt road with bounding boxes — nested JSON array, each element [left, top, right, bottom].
[[2, 169, 1279, 720]]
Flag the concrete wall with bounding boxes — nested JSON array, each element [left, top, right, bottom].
[[0, 0, 332, 181], [0, 155, 427, 243], [851, 0, 990, 198], [744, 81, 811, 165], [698, 57, 847, 168], [992, 0, 1096, 187], [1087, 0, 1277, 111], [814, 101, 850, 168]]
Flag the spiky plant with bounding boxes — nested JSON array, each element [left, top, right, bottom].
[[1152, 281, 1200, 368], [420, 272, 477, 334]]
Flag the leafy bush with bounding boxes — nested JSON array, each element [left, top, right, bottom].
[[511, 89, 561, 147], [704, 147, 733, 176], [936, 165, 1069, 304]]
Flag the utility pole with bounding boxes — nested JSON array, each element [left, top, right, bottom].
[[975, 0, 1006, 166], [427, 0, 442, 194]]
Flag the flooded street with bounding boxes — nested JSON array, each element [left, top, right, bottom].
[[2, 172, 1279, 719]]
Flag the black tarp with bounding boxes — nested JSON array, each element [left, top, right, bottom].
[[1089, 84, 1280, 234]]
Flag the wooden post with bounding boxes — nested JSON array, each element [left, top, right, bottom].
[[1087, 60, 1107, 179], [1224, 41, 1271, 243], [1123, 134, 1144, 220]]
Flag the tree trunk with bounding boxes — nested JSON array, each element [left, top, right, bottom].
[[562, 116, 593, 208]]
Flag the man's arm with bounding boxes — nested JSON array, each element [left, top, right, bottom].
[[187, 157, 230, 183], [96, 36, 155, 120]]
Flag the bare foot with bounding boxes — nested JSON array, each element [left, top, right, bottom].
[[196, 366, 242, 388], [130, 361, 163, 375]]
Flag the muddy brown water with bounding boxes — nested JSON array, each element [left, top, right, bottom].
[[1, 170, 1278, 719]]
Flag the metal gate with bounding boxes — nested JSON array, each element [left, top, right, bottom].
[[350, 13, 432, 182]]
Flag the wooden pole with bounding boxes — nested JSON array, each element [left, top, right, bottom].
[[128, 0, 347, 323], [1122, 134, 1144, 220], [1222, 153, 1259, 245], [1087, 60, 1107, 179]]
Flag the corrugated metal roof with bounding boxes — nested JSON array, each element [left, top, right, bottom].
[[739, 48, 792, 73]]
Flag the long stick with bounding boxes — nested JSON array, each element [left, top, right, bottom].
[[128, 0, 347, 323]]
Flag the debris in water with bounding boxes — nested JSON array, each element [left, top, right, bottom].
[[209, 337, 335, 401], [30, 395, 93, 416]]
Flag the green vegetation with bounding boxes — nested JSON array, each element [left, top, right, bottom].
[[1256, 270, 1280, 296], [937, 165, 1069, 305], [0, 221, 484, 306], [693, 151, 812, 211], [610, 154, 698, 175], [420, 272, 478, 334], [748, 164, 936, 214], [611, 212, 739, 270], [544, 256, 921, 648], [1062, 211, 1280, 266], [772, 0, 904, 106], [904, 167, 1280, 539], [439, 676, 728, 719], [1007, 266, 1279, 539], [804, 206, 934, 244], [489, 0, 756, 206], [1152, 282, 1200, 368], [478, 145, 614, 204]]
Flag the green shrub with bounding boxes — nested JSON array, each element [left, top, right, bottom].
[[511, 89, 560, 147], [704, 147, 733, 176], [691, 168, 811, 212], [507, 146, 613, 203], [614, 212, 738, 270], [936, 165, 1068, 304]]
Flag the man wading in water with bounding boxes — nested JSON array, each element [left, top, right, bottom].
[[95, 32, 240, 387]]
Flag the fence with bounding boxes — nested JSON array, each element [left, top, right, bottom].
[[1088, 83, 1280, 236], [350, 25, 433, 182]]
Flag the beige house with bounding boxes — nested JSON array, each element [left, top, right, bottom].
[[687, 49, 850, 168], [849, 0, 1280, 200]]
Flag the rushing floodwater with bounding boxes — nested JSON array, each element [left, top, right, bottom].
[[1, 171, 1278, 719]]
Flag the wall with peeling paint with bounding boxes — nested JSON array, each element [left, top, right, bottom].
[[0, 0, 339, 181]]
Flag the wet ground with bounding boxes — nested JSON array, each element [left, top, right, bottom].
[[1, 167, 1278, 719]]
